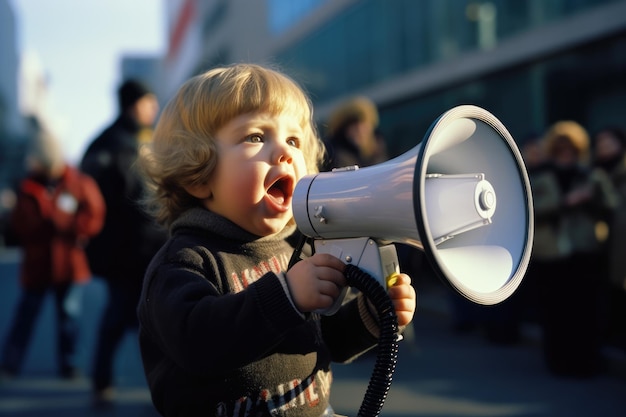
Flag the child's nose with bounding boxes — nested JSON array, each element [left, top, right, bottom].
[[278, 153, 293, 164], [274, 142, 293, 164]]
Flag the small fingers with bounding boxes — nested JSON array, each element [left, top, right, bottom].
[[317, 279, 343, 299], [388, 273, 410, 287], [392, 295, 416, 326], [310, 253, 346, 273], [320, 268, 347, 288], [387, 274, 414, 298], [387, 274, 417, 326], [388, 283, 414, 300], [395, 309, 415, 327], [315, 294, 337, 310]]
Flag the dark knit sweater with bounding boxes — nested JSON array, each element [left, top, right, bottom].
[[137, 208, 379, 417]]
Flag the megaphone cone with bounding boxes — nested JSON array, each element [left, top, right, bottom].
[[293, 105, 533, 305]]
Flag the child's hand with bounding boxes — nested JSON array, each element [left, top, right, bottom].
[[285, 253, 347, 313], [387, 273, 416, 327]]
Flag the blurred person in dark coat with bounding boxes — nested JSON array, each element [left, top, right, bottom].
[[592, 126, 626, 351], [536, 121, 617, 377], [80, 79, 167, 405], [0, 129, 105, 379]]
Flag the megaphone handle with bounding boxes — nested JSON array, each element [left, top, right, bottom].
[[306, 238, 399, 315]]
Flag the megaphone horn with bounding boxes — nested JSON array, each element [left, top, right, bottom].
[[293, 105, 534, 305]]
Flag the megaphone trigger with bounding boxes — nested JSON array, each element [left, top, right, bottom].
[[386, 272, 400, 289]]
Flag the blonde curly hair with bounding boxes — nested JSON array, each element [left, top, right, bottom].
[[138, 63, 325, 228]]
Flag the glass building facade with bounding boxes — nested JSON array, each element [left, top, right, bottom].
[[272, 0, 626, 156]]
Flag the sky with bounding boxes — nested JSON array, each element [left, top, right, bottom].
[[9, 0, 166, 164]]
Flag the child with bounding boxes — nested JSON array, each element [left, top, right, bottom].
[[137, 63, 416, 417]]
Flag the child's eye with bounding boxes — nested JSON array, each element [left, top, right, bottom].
[[287, 137, 300, 148], [245, 134, 264, 143]]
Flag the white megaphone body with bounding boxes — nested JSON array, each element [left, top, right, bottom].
[[293, 105, 534, 314]]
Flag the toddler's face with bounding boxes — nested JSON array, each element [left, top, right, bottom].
[[202, 111, 309, 236]]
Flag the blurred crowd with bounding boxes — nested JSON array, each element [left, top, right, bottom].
[[523, 121, 626, 377], [449, 120, 626, 378]]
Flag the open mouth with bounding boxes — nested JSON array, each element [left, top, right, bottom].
[[267, 175, 294, 207]]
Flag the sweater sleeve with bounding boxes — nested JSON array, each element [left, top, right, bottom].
[[138, 246, 306, 376]]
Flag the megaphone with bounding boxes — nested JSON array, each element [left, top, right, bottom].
[[293, 105, 534, 309]]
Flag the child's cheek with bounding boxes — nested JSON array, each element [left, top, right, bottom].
[[295, 156, 309, 179]]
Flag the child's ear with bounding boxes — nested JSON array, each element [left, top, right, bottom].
[[184, 183, 212, 200]]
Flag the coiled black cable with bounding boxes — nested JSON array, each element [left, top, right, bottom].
[[288, 236, 400, 417], [344, 264, 399, 417]]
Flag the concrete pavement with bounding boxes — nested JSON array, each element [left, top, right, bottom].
[[331, 307, 626, 416], [0, 249, 158, 416]]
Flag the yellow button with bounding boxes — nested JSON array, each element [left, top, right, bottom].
[[386, 272, 399, 288]]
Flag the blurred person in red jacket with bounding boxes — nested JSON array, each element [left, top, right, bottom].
[[0, 128, 105, 379]]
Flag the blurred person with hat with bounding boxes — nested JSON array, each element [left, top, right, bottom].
[[322, 96, 388, 171], [80, 79, 168, 405], [0, 128, 105, 379]]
